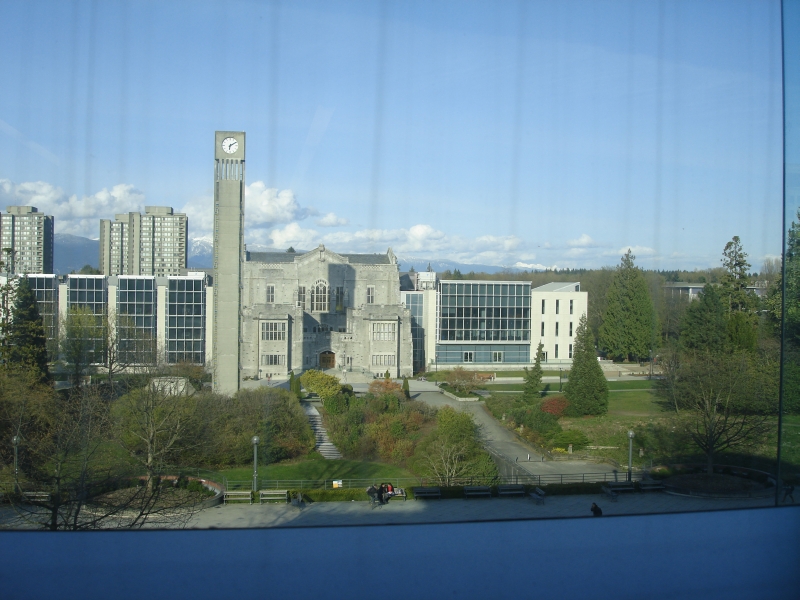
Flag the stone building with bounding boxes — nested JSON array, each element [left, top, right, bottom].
[[239, 245, 413, 380]]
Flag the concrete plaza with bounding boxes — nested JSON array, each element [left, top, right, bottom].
[[188, 492, 777, 529]]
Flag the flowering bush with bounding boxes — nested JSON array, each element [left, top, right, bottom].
[[540, 395, 569, 418]]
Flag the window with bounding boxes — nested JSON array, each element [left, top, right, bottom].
[[371, 354, 396, 366], [541, 299, 545, 314], [463, 351, 474, 362], [492, 351, 503, 363], [261, 321, 286, 341], [569, 322, 573, 337], [541, 322, 545, 336], [297, 286, 306, 309], [367, 286, 375, 304], [265, 285, 274, 303], [311, 279, 328, 312], [556, 299, 559, 314], [555, 322, 559, 336], [372, 322, 396, 341], [260, 354, 285, 366], [569, 344, 573, 359], [570, 299, 574, 315], [554, 344, 559, 359]]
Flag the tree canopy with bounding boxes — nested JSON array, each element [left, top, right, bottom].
[[3, 277, 49, 380], [598, 250, 655, 361]]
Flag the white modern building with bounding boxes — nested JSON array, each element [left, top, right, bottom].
[[99, 207, 188, 276], [0, 206, 54, 274], [400, 275, 588, 371]]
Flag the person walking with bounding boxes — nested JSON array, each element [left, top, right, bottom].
[[591, 502, 603, 517]]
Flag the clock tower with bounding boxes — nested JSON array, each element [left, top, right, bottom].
[[213, 130, 246, 395]]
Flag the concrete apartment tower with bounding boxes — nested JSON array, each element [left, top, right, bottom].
[[0, 206, 54, 274], [213, 131, 246, 395], [99, 206, 188, 276]]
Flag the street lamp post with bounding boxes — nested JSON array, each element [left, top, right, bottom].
[[627, 430, 635, 482], [252, 436, 260, 492], [12, 435, 19, 490]]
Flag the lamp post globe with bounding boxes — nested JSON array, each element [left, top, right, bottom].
[[627, 430, 635, 482], [252, 436, 260, 492], [11, 435, 20, 489]]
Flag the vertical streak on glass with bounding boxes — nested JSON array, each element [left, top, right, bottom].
[[369, 0, 388, 229], [778, 0, 800, 505], [268, 0, 280, 188], [83, 0, 98, 199], [508, 0, 527, 238], [652, 0, 665, 261], [65, 0, 80, 194], [118, 1, 129, 183]]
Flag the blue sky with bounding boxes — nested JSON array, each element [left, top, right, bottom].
[[0, 0, 784, 271]]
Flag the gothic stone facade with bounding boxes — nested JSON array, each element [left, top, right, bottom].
[[240, 245, 413, 379]]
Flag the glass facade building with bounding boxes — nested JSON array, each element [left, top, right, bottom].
[[405, 292, 425, 372], [66, 275, 108, 365], [26, 275, 59, 359], [116, 276, 157, 364], [437, 281, 531, 364], [166, 277, 206, 365]]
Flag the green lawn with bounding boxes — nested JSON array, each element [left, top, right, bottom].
[[607, 390, 663, 416], [219, 453, 416, 483], [482, 380, 655, 393]]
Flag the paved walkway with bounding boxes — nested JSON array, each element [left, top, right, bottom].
[[188, 493, 776, 529]]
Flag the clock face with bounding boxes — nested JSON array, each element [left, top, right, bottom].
[[221, 137, 239, 154]]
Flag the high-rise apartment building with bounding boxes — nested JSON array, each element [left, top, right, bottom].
[[0, 206, 54, 274], [99, 206, 188, 276]]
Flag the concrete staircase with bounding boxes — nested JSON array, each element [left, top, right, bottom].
[[301, 402, 343, 460]]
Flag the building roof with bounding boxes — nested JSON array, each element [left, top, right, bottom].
[[246, 249, 394, 265], [532, 282, 581, 292]]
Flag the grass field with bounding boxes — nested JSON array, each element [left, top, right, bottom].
[[481, 379, 656, 393], [219, 453, 416, 483]]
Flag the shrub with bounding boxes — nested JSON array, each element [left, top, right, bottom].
[[325, 393, 349, 415], [550, 430, 590, 450], [540, 395, 569, 418], [509, 406, 562, 438]]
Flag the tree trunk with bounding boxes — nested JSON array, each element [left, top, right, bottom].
[[707, 452, 714, 476]]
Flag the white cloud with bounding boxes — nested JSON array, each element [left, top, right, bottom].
[[269, 223, 319, 250], [513, 261, 552, 270], [613, 245, 656, 257], [316, 212, 349, 227], [245, 183, 309, 227], [0, 178, 144, 237], [567, 233, 597, 248]]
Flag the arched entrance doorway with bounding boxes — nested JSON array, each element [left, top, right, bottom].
[[319, 351, 335, 369]]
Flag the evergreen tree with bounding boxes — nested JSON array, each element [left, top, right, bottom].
[[598, 250, 655, 361], [3, 277, 50, 380], [564, 314, 608, 416], [766, 211, 800, 345], [720, 236, 754, 313], [679, 284, 727, 353], [522, 342, 544, 403], [402, 376, 410, 399]]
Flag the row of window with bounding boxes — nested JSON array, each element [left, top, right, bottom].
[[372, 322, 396, 341], [266, 283, 377, 309], [261, 321, 286, 341], [371, 354, 396, 366], [260, 354, 286, 366], [539, 322, 573, 337], [541, 299, 574, 315]]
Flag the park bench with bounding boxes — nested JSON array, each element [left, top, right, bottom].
[[529, 487, 546, 505], [386, 488, 407, 501], [22, 491, 51, 503], [259, 489, 289, 503], [638, 480, 665, 492], [412, 487, 442, 500], [607, 481, 635, 493], [464, 485, 492, 499], [224, 491, 252, 504], [497, 484, 526, 497], [601, 485, 619, 502]]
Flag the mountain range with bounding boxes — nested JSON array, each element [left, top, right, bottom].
[[54, 234, 524, 275]]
